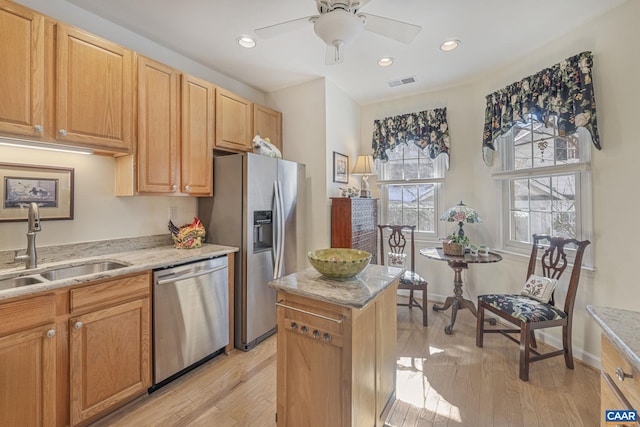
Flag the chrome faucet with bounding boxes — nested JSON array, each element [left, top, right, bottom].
[[14, 202, 41, 269]]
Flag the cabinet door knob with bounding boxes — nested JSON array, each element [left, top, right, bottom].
[[34, 125, 44, 133], [300, 326, 308, 334], [185, 185, 191, 192], [615, 366, 632, 382], [171, 184, 177, 191], [58, 129, 67, 137], [323, 333, 332, 343], [46, 329, 56, 338], [74, 321, 83, 330]]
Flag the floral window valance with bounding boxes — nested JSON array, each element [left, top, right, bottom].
[[482, 51, 601, 166], [372, 107, 450, 169]]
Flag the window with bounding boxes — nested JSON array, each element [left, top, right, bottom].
[[493, 115, 593, 257], [376, 142, 445, 235]]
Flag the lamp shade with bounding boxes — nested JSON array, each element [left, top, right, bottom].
[[440, 201, 481, 224], [440, 201, 481, 239], [351, 155, 376, 175]]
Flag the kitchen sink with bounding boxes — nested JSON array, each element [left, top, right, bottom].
[[39, 261, 129, 281], [0, 275, 44, 291]]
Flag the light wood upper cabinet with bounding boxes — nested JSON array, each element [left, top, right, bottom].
[[253, 103, 282, 154], [215, 88, 252, 152], [181, 74, 215, 196], [136, 55, 180, 193], [0, 294, 57, 427], [56, 23, 134, 153], [0, 0, 45, 138]]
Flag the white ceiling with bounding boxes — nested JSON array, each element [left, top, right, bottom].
[[63, 0, 627, 105]]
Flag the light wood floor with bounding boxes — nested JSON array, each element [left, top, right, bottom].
[[90, 299, 600, 427]]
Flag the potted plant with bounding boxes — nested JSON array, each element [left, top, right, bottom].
[[442, 232, 469, 256]]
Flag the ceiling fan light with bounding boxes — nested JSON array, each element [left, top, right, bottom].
[[314, 10, 364, 47], [440, 39, 460, 51], [237, 35, 256, 48]]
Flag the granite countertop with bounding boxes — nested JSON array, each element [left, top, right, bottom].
[[269, 264, 404, 309], [0, 241, 238, 301], [587, 305, 640, 372]]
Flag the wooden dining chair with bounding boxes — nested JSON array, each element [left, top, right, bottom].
[[475, 234, 590, 381], [378, 225, 428, 326]]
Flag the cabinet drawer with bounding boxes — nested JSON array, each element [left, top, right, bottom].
[[70, 272, 150, 313], [602, 335, 640, 410], [0, 294, 56, 336]]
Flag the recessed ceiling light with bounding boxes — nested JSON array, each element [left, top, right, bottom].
[[237, 35, 256, 48], [377, 57, 394, 67], [440, 39, 461, 52]]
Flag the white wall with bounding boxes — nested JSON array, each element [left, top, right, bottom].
[[268, 79, 361, 252], [267, 79, 328, 252], [0, 146, 197, 251], [360, 0, 640, 367]]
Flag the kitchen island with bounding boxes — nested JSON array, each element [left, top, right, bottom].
[[269, 264, 403, 427]]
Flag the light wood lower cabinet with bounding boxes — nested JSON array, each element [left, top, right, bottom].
[[69, 272, 151, 426], [0, 294, 57, 427], [69, 298, 150, 425], [276, 280, 397, 427], [599, 334, 640, 427], [0, 272, 151, 427]]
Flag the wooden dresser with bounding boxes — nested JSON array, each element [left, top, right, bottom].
[[331, 197, 378, 264]]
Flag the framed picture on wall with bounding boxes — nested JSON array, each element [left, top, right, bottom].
[[0, 163, 74, 222], [333, 152, 349, 184]]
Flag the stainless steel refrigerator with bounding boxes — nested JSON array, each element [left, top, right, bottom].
[[198, 153, 306, 351]]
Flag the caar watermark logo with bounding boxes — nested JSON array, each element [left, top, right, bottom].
[[605, 409, 637, 424]]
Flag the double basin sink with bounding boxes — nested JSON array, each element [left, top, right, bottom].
[[0, 261, 129, 291]]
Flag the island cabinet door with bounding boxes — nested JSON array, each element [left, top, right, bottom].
[[276, 296, 353, 427]]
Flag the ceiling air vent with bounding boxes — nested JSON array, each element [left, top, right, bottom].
[[387, 76, 417, 88]]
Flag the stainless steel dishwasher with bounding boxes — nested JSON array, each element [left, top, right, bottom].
[[152, 256, 229, 389]]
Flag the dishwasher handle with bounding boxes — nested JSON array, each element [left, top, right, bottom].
[[155, 265, 227, 286]]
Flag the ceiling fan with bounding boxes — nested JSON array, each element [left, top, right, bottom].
[[254, 0, 421, 65]]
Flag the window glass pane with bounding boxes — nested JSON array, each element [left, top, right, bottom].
[[530, 177, 552, 212], [553, 211, 576, 238], [403, 158, 420, 180], [402, 186, 418, 208], [530, 211, 552, 236], [511, 211, 529, 242], [403, 209, 418, 226], [511, 179, 530, 211], [514, 141, 533, 170]]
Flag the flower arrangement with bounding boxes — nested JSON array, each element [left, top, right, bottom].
[[442, 232, 468, 256], [444, 232, 469, 246]]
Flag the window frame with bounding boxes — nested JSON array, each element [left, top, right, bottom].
[[492, 124, 594, 266], [375, 143, 447, 240]]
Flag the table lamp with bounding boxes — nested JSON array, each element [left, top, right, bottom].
[[351, 155, 376, 198], [440, 201, 481, 239]]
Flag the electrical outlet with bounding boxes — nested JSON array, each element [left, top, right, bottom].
[[169, 206, 177, 220]]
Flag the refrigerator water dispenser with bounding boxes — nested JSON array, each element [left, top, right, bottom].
[[253, 210, 273, 253]]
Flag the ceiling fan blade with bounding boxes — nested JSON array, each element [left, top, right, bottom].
[[325, 43, 344, 65], [254, 15, 317, 39], [361, 13, 421, 44]]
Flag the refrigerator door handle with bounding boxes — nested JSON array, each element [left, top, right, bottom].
[[277, 180, 286, 278], [273, 181, 282, 279]]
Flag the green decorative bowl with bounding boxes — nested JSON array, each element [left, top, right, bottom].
[[307, 248, 372, 279]]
